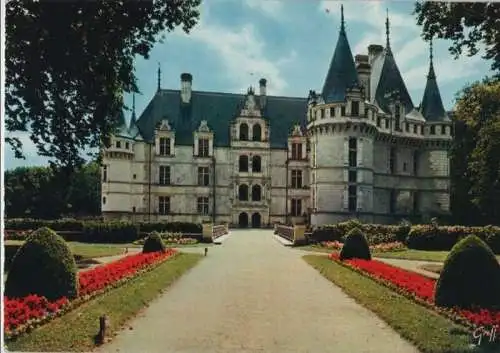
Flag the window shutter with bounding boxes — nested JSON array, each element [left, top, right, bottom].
[[357, 138, 364, 167], [342, 186, 349, 209], [357, 187, 364, 211], [344, 138, 349, 166]]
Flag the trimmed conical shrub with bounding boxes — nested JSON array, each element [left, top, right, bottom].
[[435, 235, 500, 309], [340, 227, 371, 261], [5, 227, 78, 300], [142, 232, 166, 253]]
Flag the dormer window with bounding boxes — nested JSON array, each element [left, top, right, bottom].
[[320, 109, 325, 119], [198, 138, 209, 157], [116, 141, 121, 148], [330, 107, 335, 117], [351, 101, 359, 117], [291, 143, 302, 160], [252, 123, 262, 141], [341, 105, 346, 116], [441, 125, 446, 135], [413, 125, 417, 134], [159, 137, 171, 156], [430, 126, 436, 135], [240, 123, 249, 140]]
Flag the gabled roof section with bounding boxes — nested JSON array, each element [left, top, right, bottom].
[[370, 13, 414, 114], [420, 41, 449, 122], [135, 89, 308, 148], [321, 5, 359, 103]]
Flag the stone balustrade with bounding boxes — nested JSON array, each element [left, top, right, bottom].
[[275, 224, 307, 246], [202, 223, 229, 243]]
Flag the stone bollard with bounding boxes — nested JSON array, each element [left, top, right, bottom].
[[97, 314, 110, 344], [204, 247, 208, 256]]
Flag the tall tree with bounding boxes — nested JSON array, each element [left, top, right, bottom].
[[450, 78, 500, 225], [6, 0, 201, 168], [414, 2, 500, 77]]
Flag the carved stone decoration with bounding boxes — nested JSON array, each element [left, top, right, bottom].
[[198, 120, 211, 133], [291, 124, 303, 137], [157, 119, 171, 131], [245, 88, 257, 111]]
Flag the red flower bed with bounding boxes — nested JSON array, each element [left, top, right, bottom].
[[79, 249, 176, 296], [329, 253, 500, 330], [4, 249, 177, 339]]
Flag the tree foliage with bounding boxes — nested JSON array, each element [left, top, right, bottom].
[[5, 163, 101, 219], [6, 0, 201, 168], [450, 78, 500, 225], [414, 2, 500, 76]]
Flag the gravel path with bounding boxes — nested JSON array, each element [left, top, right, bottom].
[[96, 229, 420, 353]]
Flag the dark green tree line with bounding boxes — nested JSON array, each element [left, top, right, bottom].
[[5, 163, 101, 219]]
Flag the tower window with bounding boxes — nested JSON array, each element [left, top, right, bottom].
[[394, 104, 401, 131], [349, 170, 357, 183], [351, 101, 359, 116], [239, 155, 249, 172], [413, 125, 417, 134], [341, 105, 346, 116], [389, 147, 396, 174], [413, 151, 419, 176], [430, 125, 436, 135], [441, 125, 446, 135], [377, 117, 381, 127], [239, 123, 249, 140], [102, 165, 108, 182], [348, 185, 357, 211], [320, 108, 325, 118], [116, 141, 121, 148], [385, 119, 390, 129], [330, 107, 335, 117], [349, 138, 357, 167]]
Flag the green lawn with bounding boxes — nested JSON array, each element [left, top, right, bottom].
[[303, 255, 499, 353], [5, 253, 203, 352], [5, 240, 125, 259]]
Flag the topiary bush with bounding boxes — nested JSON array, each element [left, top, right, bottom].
[[5, 227, 78, 301], [142, 232, 166, 253], [435, 235, 500, 310], [339, 227, 372, 261]]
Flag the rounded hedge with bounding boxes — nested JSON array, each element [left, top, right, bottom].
[[340, 227, 371, 261], [142, 232, 166, 253], [435, 235, 500, 309], [5, 227, 78, 301]]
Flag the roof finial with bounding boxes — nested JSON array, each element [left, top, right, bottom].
[[427, 38, 436, 79], [340, 4, 345, 33], [429, 38, 434, 63], [385, 8, 391, 50], [157, 62, 161, 91]]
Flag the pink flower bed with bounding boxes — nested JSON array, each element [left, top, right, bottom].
[[329, 253, 500, 331], [4, 249, 177, 339]]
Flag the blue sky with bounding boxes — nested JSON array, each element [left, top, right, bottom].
[[5, 0, 495, 170]]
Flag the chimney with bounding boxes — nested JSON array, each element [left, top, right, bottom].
[[259, 78, 267, 108], [355, 55, 371, 99], [368, 44, 384, 65], [180, 73, 192, 104]]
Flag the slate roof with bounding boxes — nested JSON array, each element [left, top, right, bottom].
[[321, 10, 359, 103], [420, 59, 449, 122], [115, 109, 134, 139], [370, 48, 415, 115], [134, 89, 308, 148]]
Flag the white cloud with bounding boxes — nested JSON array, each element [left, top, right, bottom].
[[244, 0, 285, 19], [175, 19, 292, 95]]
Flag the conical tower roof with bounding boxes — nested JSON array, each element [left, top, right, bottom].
[[128, 93, 141, 138], [321, 5, 359, 103], [420, 40, 449, 122]]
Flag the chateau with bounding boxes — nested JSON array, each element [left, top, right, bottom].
[[101, 8, 452, 227]]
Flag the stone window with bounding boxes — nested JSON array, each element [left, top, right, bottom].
[[413, 124, 417, 134], [430, 125, 436, 135], [252, 124, 262, 141], [377, 117, 381, 127], [349, 138, 357, 167], [341, 105, 346, 116], [348, 185, 357, 212], [132, 206, 136, 213], [291, 143, 302, 160], [420, 126, 424, 135], [349, 170, 357, 183], [413, 192, 419, 213], [385, 119, 390, 129], [102, 196, 106, 205], [125, 142, 130, 149], [291, 170, 302, 188], [441, 125, 446, 135], [351, 101, 359, 117], [252, 155, 262, 173], [159, 196, 170, 215], [330, 107, 336, 117], [389, 189, 397, 214], [159, 137, 171, 156], [239, 155, 249, 172], [116, 140, 121, 148], [239, 123, 249, 140], [320, 108, 325, 118], [198, 138, 209, 157], [251, 185, 261, 201], [394, 104, 401, 131], [389, 147, 396, 174], [159, 166, 171, 185], [238, 184, 248, 201], [405, 122, 409, 132], [102, 165, 107, 182], [291, 199, 302, 217], [133, 174, 136, 180], [198, 167, 209, 186], [413, 151, 419, 176], [197, 197, 209, 215]]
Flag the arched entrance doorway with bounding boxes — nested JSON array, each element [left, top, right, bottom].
[[238, 212, 249, 228], [251, 213, 261, 228]]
